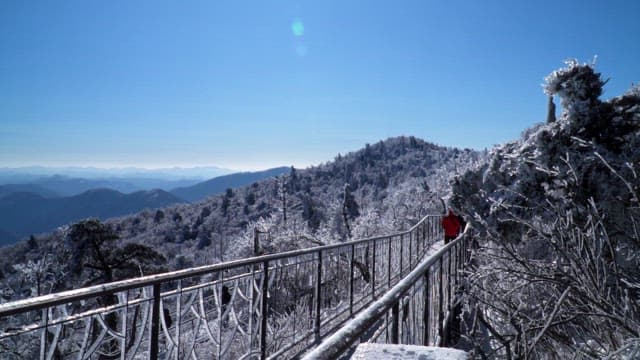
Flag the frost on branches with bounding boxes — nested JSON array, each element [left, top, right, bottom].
[[452, 61, 640, 358], [543, 59, 605, 109]]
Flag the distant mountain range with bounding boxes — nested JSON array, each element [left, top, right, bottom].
[[0, 166, 233, 182], [29, 175, 202, 196], [170, 167, 290, 202], [0, 184, 60, 198], [0, 189, 185, 246], [0, 167, 289, 246]]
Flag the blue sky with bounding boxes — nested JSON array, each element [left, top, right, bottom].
[[1, 0, 639, 171]]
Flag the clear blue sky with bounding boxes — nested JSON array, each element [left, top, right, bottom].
[[1, 0, 639, 170]]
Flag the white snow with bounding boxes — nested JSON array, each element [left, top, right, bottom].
[[351, 343, 468, 360]]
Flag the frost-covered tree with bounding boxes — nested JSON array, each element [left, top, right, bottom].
[[544, 59, 605, 109], [341, 184, 360, 239], [453, 61, 640, 358], [12, 256, 55, 297], [66, 219, 166, 286]]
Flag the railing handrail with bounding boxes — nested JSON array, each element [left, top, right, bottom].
[[0, 214, 441, 318], [301, 227, 468, 360]]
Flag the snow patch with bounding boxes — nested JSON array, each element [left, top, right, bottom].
[[351, 343, 468, 360]]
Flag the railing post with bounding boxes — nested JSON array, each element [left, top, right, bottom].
[[409, 231, 413, 269], [431, 216, 435, 240], [438, 258, 444, 346], [249, 269, 256, 351], [423, 268, 430, 346], [417, 227, 420, 259], [314, 251, 323, 344], [391, 302, 400, 344], [174, 281, 182, 360], [448, 249, 452, 312], [418, 223, 422, 255], [217, 275, 223, 358], [462, 236, 466, 265], [150, 283, 161, 360], [350, 244, 355, 316], [40, 308, 48, 360], [460, 239, 465, 267], [463, 236, 468, 265], [461, 237, 466, 269], [422, 220, 427, 252], [372, 240, 377, 299], [260, 260, 269, 360], [417, 224, 421, 256], [122, 291, 129, 360], [399, 234, 404, 277], [434, 216, 438, 242], [456, 243, 464, 288], [420, 222, 424, 255], [451, 243, 460, 286], [388, 238, 392, 289]]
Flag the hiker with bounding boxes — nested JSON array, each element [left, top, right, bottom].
[[442, 209, 461, 244]]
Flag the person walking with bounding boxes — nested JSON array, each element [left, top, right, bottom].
[[442, 209, 461, 244]]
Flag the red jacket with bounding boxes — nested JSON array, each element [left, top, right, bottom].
[[442, 211, 461, 237]]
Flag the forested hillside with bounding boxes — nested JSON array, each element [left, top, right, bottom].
[[452, 61, 640, 358], [0, 136, 484, 303]]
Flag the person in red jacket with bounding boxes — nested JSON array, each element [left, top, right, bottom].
[[442, 209, 461, 244]]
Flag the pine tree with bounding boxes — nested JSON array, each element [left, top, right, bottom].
[[342, 184, 360, 238], [66, 219, 166, 285]]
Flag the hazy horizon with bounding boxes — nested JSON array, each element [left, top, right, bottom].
[[1, 135, 456, 172], [0, 164, 282, 178]]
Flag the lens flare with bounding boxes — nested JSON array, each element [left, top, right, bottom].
[[291, 20, 304, 37], [295, 44, 308, 57]]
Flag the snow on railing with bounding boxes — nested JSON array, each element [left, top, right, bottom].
[[0, 215, 443, 360]]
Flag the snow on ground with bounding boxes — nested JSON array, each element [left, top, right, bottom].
[[351, 343, 468, 360]]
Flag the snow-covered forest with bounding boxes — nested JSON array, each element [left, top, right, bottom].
[[0, 137, 484, 304]]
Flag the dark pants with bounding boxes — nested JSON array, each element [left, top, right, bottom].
[[444, 235, 456, 244]]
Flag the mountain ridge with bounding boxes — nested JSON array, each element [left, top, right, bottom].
[[170, 167, 290, 202], [0, 188, 186, 246], [0, 184, 59, 199], [0, 168, 294, 246]]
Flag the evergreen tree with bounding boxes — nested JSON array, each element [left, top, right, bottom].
[[341, 184, 360, 238], [66, 219, 166, 285]]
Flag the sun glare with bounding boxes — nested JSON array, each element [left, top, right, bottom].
[[291, 19, 304, 37]]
